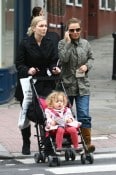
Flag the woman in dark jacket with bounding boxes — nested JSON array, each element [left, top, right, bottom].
[[15, 16, 60, 155]]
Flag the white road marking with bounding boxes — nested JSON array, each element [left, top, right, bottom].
[[46, 164, 116, 174], [5, 164, 16, 166], [94, 153, 116, 159], [16, 153, 116, 164], [92, 136, 108, 140], [18, 168, 30, 171], [0, 160, 3, 162], [17, 158, 35, 164], [32, 174, 45, 175]]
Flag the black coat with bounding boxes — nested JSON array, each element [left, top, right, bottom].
[[46, 31, 60, 61], [15, 34, 59, 102]]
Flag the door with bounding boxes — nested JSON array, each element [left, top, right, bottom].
[[88, 0, 98, 39]]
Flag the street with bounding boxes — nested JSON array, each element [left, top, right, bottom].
[[0, 153, 116, 175], [0, 34, 116, 175]]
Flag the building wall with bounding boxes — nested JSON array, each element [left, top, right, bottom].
[[63, 1, 89, 38], [98, 10, 116, 38], [47, 0, 116, 39], [47, 0, 65, 38]]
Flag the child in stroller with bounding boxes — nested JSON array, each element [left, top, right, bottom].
[[45, 91, 81, 152]]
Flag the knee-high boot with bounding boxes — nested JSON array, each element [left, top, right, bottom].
[[80, 128, 95, 153], [21, 125, 31, 155]]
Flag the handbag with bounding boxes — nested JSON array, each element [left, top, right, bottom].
[[18, 76, 32, 129]]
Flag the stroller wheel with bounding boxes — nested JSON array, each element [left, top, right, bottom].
[[34, 152, 46, 163], [48, 155, 53, 167], [34, 153, 41, 163], [86, 153, 94, 164], [65, 150, 70, 161], [70, 149, 76, 161], [48, 155, 61, 167], [81, 153, 86, 164]]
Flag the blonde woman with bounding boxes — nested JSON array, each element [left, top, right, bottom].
[[15, 16, 60, 155]]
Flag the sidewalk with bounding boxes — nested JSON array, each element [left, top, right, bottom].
[[0, 34, 116, 158]]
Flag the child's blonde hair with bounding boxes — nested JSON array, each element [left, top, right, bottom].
[[46, 91, 68, 108], [27, 16, 46, 36]]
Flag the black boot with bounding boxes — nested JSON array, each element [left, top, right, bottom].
[[21, 125, 31, 155]]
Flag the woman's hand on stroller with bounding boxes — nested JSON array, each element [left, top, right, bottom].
[[52, 67, 61, 74], [28, 67, 40, 76]]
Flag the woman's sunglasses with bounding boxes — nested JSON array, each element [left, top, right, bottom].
[[69, 28, 81, 33]]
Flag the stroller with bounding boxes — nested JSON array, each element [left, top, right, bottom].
[[27, 77, 94, 167]]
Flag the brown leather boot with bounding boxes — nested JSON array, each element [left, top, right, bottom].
[[80, 128, 95, 153]]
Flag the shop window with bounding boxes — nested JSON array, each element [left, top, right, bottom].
[[1, 0, 14, 67]]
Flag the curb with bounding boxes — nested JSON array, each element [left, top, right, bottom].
[[0, 144, 13, 159]]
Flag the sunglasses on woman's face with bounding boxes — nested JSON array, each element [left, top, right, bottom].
[[69, 28, 81, 33]]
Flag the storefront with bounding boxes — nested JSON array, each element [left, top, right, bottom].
[[0, 0, 16, 104], [0, 0, 45, 104]]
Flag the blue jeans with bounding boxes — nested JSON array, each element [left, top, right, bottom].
[[68, 95, 91, 128]]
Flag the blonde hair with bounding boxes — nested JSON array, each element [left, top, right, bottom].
[[27, 16, 46, 36], [46, 91, 68, 108]]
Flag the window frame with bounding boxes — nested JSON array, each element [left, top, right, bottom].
[[99, 0, 111, 11], [66, 0, 74, 6], [66, 0, 82, 7], [75, 0, 83, 7]]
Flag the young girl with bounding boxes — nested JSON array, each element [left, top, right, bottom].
[[45, 91, 81, 151]]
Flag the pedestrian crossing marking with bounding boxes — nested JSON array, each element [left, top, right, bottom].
[[5, 164, 16, 166], [16, 153, 116, 164], [95, 153, 116, 159], [92, 136, 108, 140], [46, 164, 116, 174], [18, 168, 30, 171], [17, 158, 35, 164], [32, 174, 44, 175]]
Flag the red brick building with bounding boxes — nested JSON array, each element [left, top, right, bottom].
[[47, 0, 116, 39]]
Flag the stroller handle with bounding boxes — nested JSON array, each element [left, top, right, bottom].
[[32, 75, 61, 81]]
